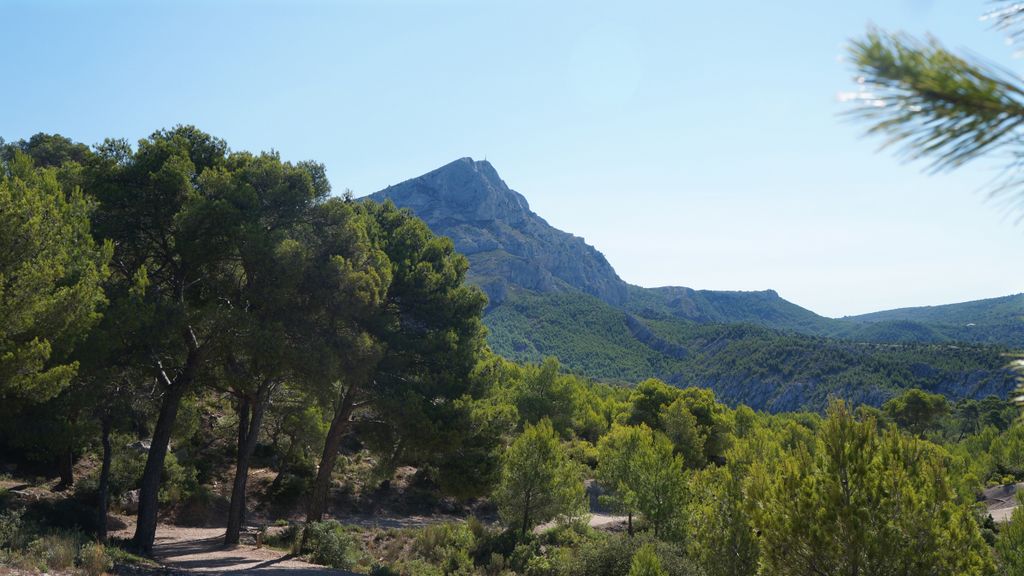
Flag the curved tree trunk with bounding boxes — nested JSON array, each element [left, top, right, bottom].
[[97, 417, 113, 543], [133, 348, 200, 554], [305, 384, 357, 524], [225, 392, 268, 546]]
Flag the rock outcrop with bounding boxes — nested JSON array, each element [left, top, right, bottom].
[[367, 158, 628, 306]]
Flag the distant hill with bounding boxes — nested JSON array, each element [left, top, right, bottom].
[[364, 158, 1020, 410], [833, 294, 1024, 347], [845, 293, 1024, 325], [485, 288, 1014, 411], [624, 285, 834, 334]]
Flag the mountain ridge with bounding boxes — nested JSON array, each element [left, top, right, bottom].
[[363, 158, 1021, 410]]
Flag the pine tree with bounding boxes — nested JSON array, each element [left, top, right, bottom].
[[495, 419, 585, 535], [597, 424, 687, 537], [750, 400, 995, 576], [997, 504, 1024, 576], [0, 152, 110, 403], [628, 544, 667, 576]]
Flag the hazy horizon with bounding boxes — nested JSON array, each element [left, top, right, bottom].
[[5, 0, 1023, 317]]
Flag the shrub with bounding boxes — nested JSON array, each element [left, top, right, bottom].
[[629, 544, 667, 576], [159, 451, 198, 505], [563, 533, 694, 576], [413, 522, 475, 563], [264, 523, 301, 552], [27, 531, 83, 571], [302, 520, 358, 570], [79, 541, 113, 576], [267, 470, 310, 512], [373, 558, 444, 576], [0, 509, 24, 549], [471, 526, 519, 567]]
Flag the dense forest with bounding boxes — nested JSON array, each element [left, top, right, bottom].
[[486, 288, 1017, 410], [1, 128, 1024, 576]]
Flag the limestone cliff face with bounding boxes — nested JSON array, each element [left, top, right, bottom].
[[367, 158, 628, 306]]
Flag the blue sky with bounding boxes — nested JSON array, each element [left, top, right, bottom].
[[5, 0, 1023, 317]]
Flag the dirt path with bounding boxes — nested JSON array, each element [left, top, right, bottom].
[[111, 523, 353, 575], [534, 513, 629, 533], [983, 482, 1023, 523]]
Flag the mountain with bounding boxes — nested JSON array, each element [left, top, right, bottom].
[[368, 158, 627, 305], [364, 158, 1019, 411], [368, 158, 827, 324]]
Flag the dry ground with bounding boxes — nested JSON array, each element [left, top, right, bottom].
[[109, 520, 353, 575]]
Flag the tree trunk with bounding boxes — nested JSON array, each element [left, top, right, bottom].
[[56, 449, 74, 490], [305, 384, 357, 524], [225, 392, 268, 546], [132, 349, 200, 554], [521, 492, 531, 536], [627, 512, 633, 536], [97, 417, 113, 543]]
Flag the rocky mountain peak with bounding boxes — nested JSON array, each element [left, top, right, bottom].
[[374, 157, 534, 227], [366, 158, 628, 306]]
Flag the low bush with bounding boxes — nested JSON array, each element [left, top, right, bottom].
[[302, 520, 359, 570], [79, 541, 113, 576], [264, 523, 301, 552], [561, 533, 695, 576], [0, 509, 24, 549], [26, 530, 84, 572], [413, 522, 475, 564]]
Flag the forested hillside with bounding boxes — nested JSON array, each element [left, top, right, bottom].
[[485, 289, 1016, 411]]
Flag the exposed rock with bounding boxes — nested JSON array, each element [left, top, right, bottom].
[[128, 440, 151, 453], [121, 489, 140, 514], [367, 158, 628, 306]]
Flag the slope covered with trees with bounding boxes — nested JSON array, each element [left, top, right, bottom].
[[485, 288, 1017, 411]]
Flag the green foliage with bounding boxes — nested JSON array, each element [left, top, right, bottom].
[[685, 466, 758, 576], [78, 541, 113, 576], [997, 505, 1024, 576], [596, 424, 687, 537], [434, 394, 518, 499], [25, 531, 84, 572], [496, 419, 586, 535], [1, 133, 92, 168], [413, 522, 476, 573], [510, 357, 578, 436], [0, 152, 110, 403], [847, 27, 1024, 174], [629, 544, 667, 576], [302, 520, 359, 570], [561, 533, 693, 576], [750, 400, 995, 576], [883, 387, 949, 436], [0, 510, 24, 550], [486, 290, 1015, 412], [627, 379, 680, 429], [659, 399, 705, 468]]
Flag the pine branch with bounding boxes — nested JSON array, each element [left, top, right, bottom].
[[985, 1, 1024, 42], [845, 28, 1024, 175]]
